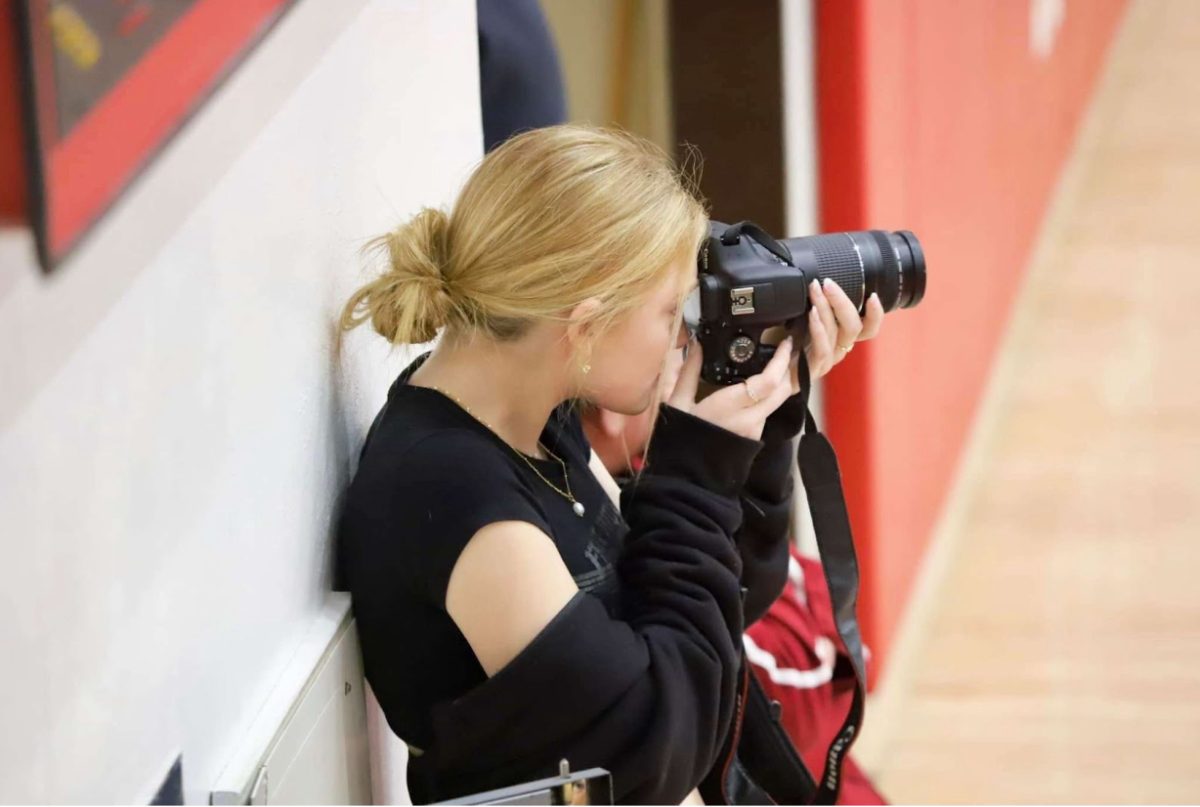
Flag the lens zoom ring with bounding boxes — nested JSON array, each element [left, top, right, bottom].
[[809, 234, 864, 303], [869, 230, 900, 277], [867, 230, 901, 309]]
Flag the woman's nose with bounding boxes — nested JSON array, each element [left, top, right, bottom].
[[674, 322, 690, 349]]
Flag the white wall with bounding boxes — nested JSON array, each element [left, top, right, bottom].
[[0, 0, 481, 801], [781, 0, 819, 244], [779, 0, 824, 556]]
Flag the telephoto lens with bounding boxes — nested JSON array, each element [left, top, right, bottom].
[[683, 221, 927, 385], [781, 230, 926, 313]]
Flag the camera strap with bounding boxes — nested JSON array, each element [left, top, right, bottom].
[[720, 220, 794, 265], [793, 361, 868, 804]]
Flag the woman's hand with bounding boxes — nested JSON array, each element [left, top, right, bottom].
[[667, 279, 885, 440], [803, 279, 884, 383], [668, 337, 798, 441]]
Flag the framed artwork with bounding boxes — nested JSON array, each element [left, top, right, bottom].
[[16, 0, 296, 272]]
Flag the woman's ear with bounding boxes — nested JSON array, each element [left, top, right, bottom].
[[565, 297, 603, 351]]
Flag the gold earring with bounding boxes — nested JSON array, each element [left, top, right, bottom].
[[581, 363, 591, 375]]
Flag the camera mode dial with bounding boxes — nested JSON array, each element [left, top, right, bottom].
[[728, 335, 756, 364]]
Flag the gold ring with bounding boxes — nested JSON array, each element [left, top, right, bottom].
[[743, 380, 763, 404], [837, 343, 854, 354]]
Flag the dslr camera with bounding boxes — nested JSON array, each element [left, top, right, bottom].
[[682, 221, 927, 385]]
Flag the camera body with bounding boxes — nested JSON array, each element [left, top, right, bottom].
[[685, 221, 926, 385]]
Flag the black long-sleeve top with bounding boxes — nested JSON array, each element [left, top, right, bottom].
[[338, 354, 800, 803]]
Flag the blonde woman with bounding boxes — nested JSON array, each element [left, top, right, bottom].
[[337, 125, 882, 804]]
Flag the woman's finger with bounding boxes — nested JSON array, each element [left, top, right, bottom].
[[763, 335, 794, 386], [751, 350, 802, 417], [743, 336, 793, 403], [822, 279, 864, 350], [764, 362, 801, 412], [859, 292, 884, 341], [810, 281, 839, 359], [806, 306, 832, 379], [668, 338, 703, 410], [788, 348, 803, 395]]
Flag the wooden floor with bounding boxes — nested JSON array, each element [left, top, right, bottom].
[[857, 2, 1200, 802]]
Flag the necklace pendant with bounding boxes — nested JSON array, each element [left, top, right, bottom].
[[572, 501, 586, 517]]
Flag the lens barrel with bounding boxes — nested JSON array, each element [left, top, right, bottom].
[[781, 230, 926, 313]]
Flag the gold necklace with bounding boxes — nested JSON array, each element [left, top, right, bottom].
[[425, 385, 585, 518]]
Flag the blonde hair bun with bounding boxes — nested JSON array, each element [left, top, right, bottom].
[[341, 207, 453, 345]]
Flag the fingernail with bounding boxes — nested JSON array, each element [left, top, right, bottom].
[[823, 278, 835, 290], [871, 292, 880, 304], [810, 279, 820, 292]]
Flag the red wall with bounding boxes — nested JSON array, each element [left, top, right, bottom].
[[816, 0, 1127, 682], [0, 0, 27, 223]]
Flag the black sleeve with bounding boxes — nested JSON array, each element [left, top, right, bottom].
[[422, 405, 763, 805], [736, 392, 808, 625]]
